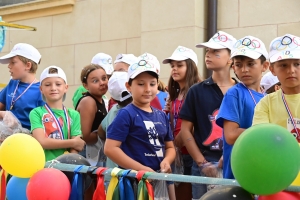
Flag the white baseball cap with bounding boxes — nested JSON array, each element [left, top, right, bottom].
[[91, 53, 114, 75], [196, 31, 237, 50], [260, 72, 280, 91], [0, 43, 41, 64], [268, 34, 300, 63], [40, 66, 67, 101], [114, 54, 138, 65], [162, 46, 198, 65], [231, 36, 268, 60], [128, 54, 159, 81], [108, 72, 131, 102]]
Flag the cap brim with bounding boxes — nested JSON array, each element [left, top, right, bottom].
[[269, 50, 300, 63], [0, 53, 16, 64], [231, 50, 262, 59], [196, 42, 227, 49], [162, 55, 188, 64]]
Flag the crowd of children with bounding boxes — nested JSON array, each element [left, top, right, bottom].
[[0, 31, 299, 199]]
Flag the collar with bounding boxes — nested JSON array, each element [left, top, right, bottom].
[[204, 76, 239, 85]]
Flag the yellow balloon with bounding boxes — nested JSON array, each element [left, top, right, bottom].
[[0, 133, 45, 178], [292, 171, 300, 186]]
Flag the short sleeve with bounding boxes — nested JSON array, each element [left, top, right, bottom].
[[29, 108, 44, 132], [70, 110, 82, 137], [179, 86, 197, 124], [216, 90, 240, 128], [252, 97, 270, 125], [0, 81, 9, 106], [107, 109, 131, 142]]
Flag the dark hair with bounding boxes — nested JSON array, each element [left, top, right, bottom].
[[168, 59, 201, 101], [233, 55, 266, 64], [116, 91, 133, 107], [127, 71, 158, 86], [80, 64, 106, 84], [266, 82, 281, 94]]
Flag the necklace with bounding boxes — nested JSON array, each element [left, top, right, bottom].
[[10, 78, 37, 110], [241, 83, 265, 105]]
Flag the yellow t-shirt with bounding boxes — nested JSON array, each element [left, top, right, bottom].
[[253, 89, 300, 139]]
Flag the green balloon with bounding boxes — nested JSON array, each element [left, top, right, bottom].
[[231, 124, 300, 195]]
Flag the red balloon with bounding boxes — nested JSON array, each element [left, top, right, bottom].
[[258, 191, 300, 200], [26, 168, 71, 200]]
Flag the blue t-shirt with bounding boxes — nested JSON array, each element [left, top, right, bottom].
[[0, 79, 44, 129], [156, 91, 168, 110], [216, 83, 264, 179], [107, 103, 173, 171]]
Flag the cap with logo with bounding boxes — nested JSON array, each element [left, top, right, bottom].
[[196, 31, 237, 50], [114, 54, 138, 66], [0, 43, 41, 64], [162, 46, 198, 65], [91, 53, 114, 75]]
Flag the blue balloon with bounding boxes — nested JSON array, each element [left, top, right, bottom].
[[6, 176, 29, 200]]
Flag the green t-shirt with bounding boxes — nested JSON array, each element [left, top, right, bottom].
[[72, 85, 87, 108], [29, 106, 82, 161]]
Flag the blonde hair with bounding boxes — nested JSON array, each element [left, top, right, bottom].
[[17, 55, 39, 73]]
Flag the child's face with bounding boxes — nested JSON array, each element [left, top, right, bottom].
[[114, 62, 129, 72], [40, 77, 68, 102], [270, 59, 300, 92], [170, 60, 187, 83], [83, 68, 108, 98], [8, 56, 31, 80], [205, 48, 231, 70], [126, 72, 158, 107], [233, 56, 268, 87]]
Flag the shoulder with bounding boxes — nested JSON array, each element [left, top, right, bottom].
[[77, 95, 96, 108], [29, 106, 45, 117], [67, 108, 80, 116]]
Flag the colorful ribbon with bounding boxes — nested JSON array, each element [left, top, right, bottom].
[[70, 165, 84, 200], [0, 166, 7, 200], [137, 171, 154, 200], [106, 168, 122, 200], [119, 170, 134, 200], [93, 167, 107, 200]]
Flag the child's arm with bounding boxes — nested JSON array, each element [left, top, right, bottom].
[[97, 124, 106, 140], [32, 129, 85, 151], [76, 97, 99, 144], [104, 138, 154, 172], [0, 103, 5, 111], [223, 120, 245, 145], [160, 141, 175, 173]]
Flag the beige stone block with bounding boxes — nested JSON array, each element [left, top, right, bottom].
[[9, 16, 52, 49], [127, 38, 141, 56], [141, 0, 196, 32], [101, 0, 141, 40], [240, 0, 300, 27], [141, 27, 206, 80], [278, 22, 300, 36], [218, 0, 238, 29], [222, 25, 278, 50], [74, 40, 127, 84], [195, 0, 207, 29], [0, 52, 11, 84], [37, 45, 75, 85], [1, 30, 10, 53], [52, 0, 101, 46]]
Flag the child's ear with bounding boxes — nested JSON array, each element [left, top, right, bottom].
[[25, 61, 32, 72], [227, 59, 233, 67], [125, 82, 131, 93], [269, 64, 276, 75], [83, 83, 88, 90], [262, 61, 270, 73]]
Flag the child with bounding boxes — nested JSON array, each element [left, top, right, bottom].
[[0, 43, 44, 130], [29, 66, 85, 161], [216, 36, 269, 179], [163, 45, 200, 199], [104, 56, 176, 199], [98, 71, 133, 168], [253, 34, 300, 139], [260, 71, 280, 94], [179, 31, 237, 199]]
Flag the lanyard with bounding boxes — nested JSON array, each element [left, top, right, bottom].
[[173, 97, 184, 129], [241, 83, 265, 105], [44, 104, 70, 139], [10, 78, 36, 110], [281, 90, 299, 136]]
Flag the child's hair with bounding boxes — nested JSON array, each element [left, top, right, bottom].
[[116, 91, 133, 107], [232, 55, 267, 64], [127, 71, 158, 86], [158, 79, 166, 92], [18, 55, 39, 73], [80, 64, 106, 84], [48, 67, 58, 74], [266, 82, 281, 94], [168, 58, 201, 101]]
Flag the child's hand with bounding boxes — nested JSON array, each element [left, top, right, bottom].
[[72, 136, 85, 151], [160, 160, 171, 173]]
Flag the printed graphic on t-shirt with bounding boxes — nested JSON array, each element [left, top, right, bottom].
[[203, 109, 223, 150], [287, 118, 300, 142], [42, 113, 64, 139], [143, 121, 163, 157]]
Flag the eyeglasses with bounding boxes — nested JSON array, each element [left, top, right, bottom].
[[212, 32, 228, 42], [271, 35, 300, 51], [234, 37, 261, 50]]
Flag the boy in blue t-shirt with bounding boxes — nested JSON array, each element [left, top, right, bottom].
[[216, 36, 269, 179]]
